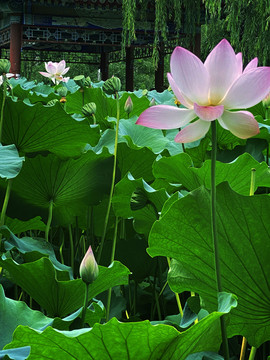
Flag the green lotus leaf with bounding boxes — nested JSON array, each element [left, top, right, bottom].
[[112, 173, 169, 234], [0, 256, 130, 317], [148, 183, 270, 347], [2, 97, 100, 157], [4, 310, 231, 359], [153, 152, 270, 195], [0, 144, 24, 179], [0, 285, 51, 349]]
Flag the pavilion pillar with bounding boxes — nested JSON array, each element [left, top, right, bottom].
[[9, 18, 22, 75], [155, 43, 164, 92], [100, 52, 109, 81], [125, 46, 134, 91]]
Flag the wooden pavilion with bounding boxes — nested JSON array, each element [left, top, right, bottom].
[[0, 0, 201, 91]]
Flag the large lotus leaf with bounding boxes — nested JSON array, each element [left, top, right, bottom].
[[4, 308, 234, 360], [88, 116, 168, 155], [1, 226, 71, 275], [5, 150, 113, 211], [147, 89, 175, 105], [153, 152, 270, 195], [52, 301, 106, 330], [5, 216, 46, 234], [66, 88, 149, 129], [119, 117, 168, 153], [90, 131, 157, 181], [0, 346, 30, 360], [147, 183, 270, 347], [0, 285, 52, 349], [2, 97, 100, 157], [0, 144, 24, 179], [0, 256, 130, 317], [117, 143, 156, 181], [112, 173, 169, 234]]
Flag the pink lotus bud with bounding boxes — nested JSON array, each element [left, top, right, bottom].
[[149, 98, 156, 107], [124, 96, 133, 114], [79, 246, 99, 285]]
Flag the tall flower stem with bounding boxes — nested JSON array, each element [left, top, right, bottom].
[[0, 179, 12, 228], [0, 75, 7, 143], [45, 200, 53, 242], [81, 283, 90, 327], [68, 224, 74, 271], [167, 257, 183, 317], [210, 121, 229, 360], [248, 347, 257, 360], [97, 93, 120, 263], [105, 216, 119, 322]]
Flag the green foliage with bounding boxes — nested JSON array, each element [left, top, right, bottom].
[[0, 74, 269, 359]]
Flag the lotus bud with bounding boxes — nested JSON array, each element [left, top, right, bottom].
[[149, 98, 156, 107], [103, 76, 121, 95], [73, 75, 85, 88], [82, 102, 97, 116], [0, 59, 11, 75], [124, 96, 133, 114], [130, 187, 148, 211], [57, 86, 68, 97], [142, 89, 148, 96], [84, 76, 92, 87], [263, 93, 270, 109], [79, 246, 99, 285], [46, 99, 58, 107]]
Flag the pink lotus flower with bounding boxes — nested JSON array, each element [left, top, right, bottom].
[[136, 39, 270, 143], [39, 60, 70, 84]]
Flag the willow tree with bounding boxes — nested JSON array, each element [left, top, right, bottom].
[[122, 0, 270, 64]]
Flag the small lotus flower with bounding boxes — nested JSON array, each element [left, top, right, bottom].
[[124, 96, 133, 114], [79, 246, 99, 285], [136, 39, 270, 143], [39, 60, 70, 84]]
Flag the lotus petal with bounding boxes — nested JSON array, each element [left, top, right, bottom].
[[204, 39, 239, 104], [170, 47, 210, 105], [222, 67, 270, 109], [194, 103, 224, 121], [174, 120, 210, 143], [218, 110, 259, 138], [136, 105, 195, 129]]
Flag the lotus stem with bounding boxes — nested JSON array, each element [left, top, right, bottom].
[[106, 216, 119, 322], [167, 257, 183, 317], [81, 282, 89, 327], [0, 179, 12, 228], [249, 168, 256, 196], [0, 74, 7, 143], [210, 121, 229, 360], [239, 337, 247, 360], [45, 200, 53, 242], [97, 92, 120, 263], [68, 224, 74, 271], [248, 347, 257, 360]]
